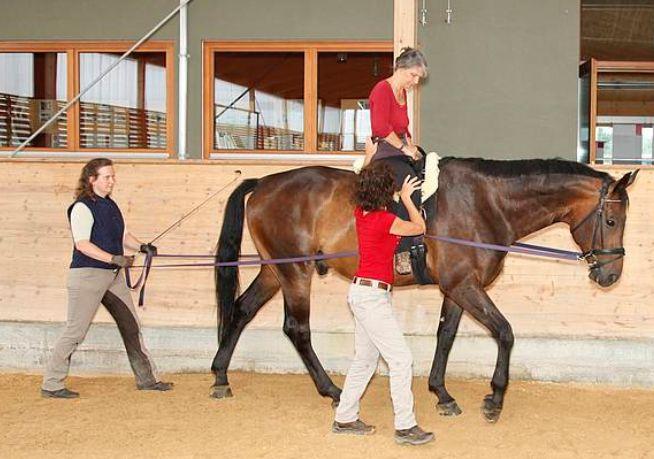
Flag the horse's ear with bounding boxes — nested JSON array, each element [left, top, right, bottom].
[[613, 170, 639, 192]]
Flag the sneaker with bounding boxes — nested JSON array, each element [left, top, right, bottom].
[[395, 251, 412, 275], [394, 425, 435, 445], [41, 388, 79, 399], [332, 419, 375, 436], [137, 381, 174, 391]]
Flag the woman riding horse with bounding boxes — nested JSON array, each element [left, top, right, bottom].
[[367, 47, 428, 275]]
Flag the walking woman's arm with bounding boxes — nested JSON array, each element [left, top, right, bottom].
[[390, 176, 426, 236]]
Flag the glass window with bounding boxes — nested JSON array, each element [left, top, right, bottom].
[[79, 52, 167, 149], [213, 52, 304, 151], [595, 122, 654, 165], [0, 52, 67, 148], [317, 52, 393, 151], [595, 71, 654, 164]]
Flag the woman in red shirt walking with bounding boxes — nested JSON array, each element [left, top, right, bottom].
[[332, 161, 435, 446], [367, 47, 428, 274]]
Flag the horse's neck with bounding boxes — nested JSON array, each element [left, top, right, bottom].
[[499, 176, 602, 241]]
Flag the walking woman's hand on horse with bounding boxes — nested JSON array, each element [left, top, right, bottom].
[[400, 175, 421, 202], [391, 175, 426, 236]]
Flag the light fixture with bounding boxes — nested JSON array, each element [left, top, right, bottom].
[[419, 0, 427, 26], [445, 0, 453, 24]]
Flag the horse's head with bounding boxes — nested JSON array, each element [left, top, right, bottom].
[[569, 170, 639, 287]]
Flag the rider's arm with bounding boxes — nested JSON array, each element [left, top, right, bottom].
[[371, 83, 416, 159]]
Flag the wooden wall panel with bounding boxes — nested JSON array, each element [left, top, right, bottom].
[[0, 161, 652, 341]]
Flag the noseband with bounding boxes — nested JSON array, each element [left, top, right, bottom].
[[571, 182, 625, 270]]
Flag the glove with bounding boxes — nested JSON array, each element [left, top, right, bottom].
[[139, 243, 158, 256], [111, 255, 134, 268]]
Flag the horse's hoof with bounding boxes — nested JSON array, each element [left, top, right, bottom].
[[437, 400, 462, 417], [481, 395, 502, 423], [210, 385, 233, 399]]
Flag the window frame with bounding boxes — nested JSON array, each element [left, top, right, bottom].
[[202, 41, 393, 159], [0, 41, 175, 156], [581, 58, 654, 166]]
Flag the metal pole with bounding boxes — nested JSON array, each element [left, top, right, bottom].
[[10, 0, 195, 158], [177, 0, 189, 160]]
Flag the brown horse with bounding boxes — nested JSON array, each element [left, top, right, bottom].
[[210, 158, 638, 422]]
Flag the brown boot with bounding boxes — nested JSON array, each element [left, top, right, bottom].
[[41, 388, 79, 399], [394, 251, 412, 275], [332, 419, 376, 435], [394, 425, 435, 445]]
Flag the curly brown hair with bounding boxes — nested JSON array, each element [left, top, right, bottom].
[[355, 161, 396, 211], [74, 158, 113, 200]]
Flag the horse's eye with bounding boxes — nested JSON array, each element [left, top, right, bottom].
[[606, 218, 616, 227]]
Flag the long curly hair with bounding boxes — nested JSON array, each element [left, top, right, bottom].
[[355, 161, 396, 211], [74, 158, 113, 200]]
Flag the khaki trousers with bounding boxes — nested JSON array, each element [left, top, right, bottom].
[[42, 268, 159, 391], [335, 283, 417, 430]]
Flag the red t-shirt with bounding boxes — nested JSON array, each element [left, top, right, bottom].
[[369, 80, 411, 139], [354, 207, 399, 285]]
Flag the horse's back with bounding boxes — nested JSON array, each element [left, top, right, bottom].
[[246, 166, 358, 271], [247, 166, 354, 215], [255, 166, 353, 191]]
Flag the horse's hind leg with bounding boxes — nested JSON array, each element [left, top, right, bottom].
[[449, 284, 514, 423], [279, 268, 342, 405], [429, 296, 464, 416], [210, 267, 280, 399]]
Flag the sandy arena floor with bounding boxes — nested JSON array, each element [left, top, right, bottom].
[[1, 372, 653, 458]]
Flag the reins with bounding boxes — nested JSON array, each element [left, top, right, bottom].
[[132, 236, 587, 270], [126, 235, 590, 306], [126, 179, 626, 306]]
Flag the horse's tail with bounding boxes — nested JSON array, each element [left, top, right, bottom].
[[215, 178, 259, 341]]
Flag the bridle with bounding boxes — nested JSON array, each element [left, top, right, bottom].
[[570, 181, 625, 270]]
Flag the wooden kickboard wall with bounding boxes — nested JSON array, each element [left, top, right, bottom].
[[0, 160, 652, 340]]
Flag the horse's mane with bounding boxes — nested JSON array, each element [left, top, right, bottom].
[[441, 157, 611, 181]]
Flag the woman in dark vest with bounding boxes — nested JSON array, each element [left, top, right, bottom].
[[366, 47, 428, 275], [41, 158, 172, 398]]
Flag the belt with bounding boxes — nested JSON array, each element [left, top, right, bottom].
[[352, 277, 392, 292]]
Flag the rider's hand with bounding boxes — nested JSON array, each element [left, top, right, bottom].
[[111, 255, 134, 268], [400, 175, 421, 202], [401, 144, 419, 160], [364, 137, 377, 159]]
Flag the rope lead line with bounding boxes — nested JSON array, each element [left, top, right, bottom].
[[128, 231, 587, 307]]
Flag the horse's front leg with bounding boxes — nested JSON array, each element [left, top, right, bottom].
[[449, 283, 515, 423], [428, 296, 464, 416]]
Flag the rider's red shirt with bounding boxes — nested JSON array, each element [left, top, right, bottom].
[[369, 80, 411, 139], [354, 207, 399, 285]]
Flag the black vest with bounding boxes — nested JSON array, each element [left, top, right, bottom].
[[67, 195, 125, 269]]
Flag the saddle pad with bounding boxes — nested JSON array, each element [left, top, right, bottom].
[[422, 152, 441, 203]]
